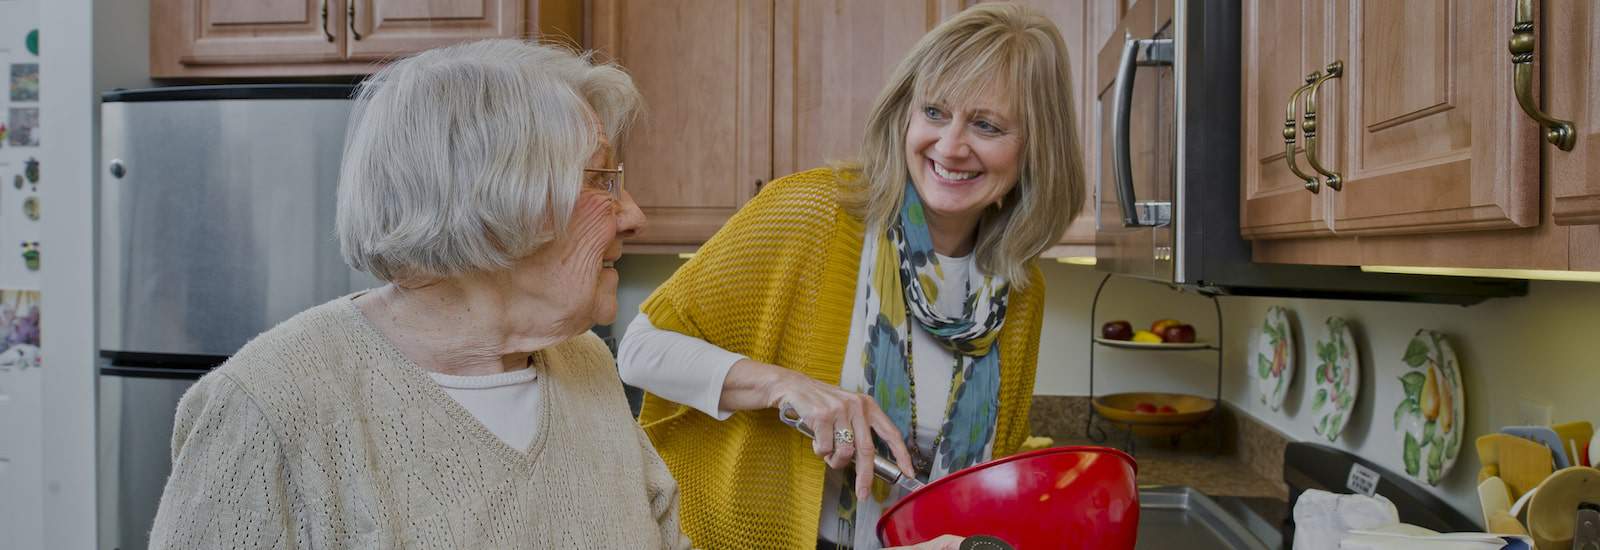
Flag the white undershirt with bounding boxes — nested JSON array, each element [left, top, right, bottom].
[[428, 367, 541, 452], [617, 247, 974, 550]]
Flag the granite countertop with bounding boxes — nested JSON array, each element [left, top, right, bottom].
[[1056, 437, 1288, 500], [1029, 396, 1291, 501]]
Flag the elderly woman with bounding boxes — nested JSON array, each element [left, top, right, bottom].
[[149, 40, 690, 548], [618, 4, 1082, 549]]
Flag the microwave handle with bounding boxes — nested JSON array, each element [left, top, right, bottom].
[[1112, 37, 1174, 227]]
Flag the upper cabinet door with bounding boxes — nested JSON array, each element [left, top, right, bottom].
[[772, 0, 955, 178], [1240, 0, 1333, 239], [345, 0, 523, 60], [161, 0, 347, 66], [1548, 0, 1600, 225], [1328, 0, 1539, 236], [591, 0, 773, 247]]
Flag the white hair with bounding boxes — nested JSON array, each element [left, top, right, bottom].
[[336, 39, 642, 282]]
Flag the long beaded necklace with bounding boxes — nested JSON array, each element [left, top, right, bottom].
[[899, 264, 974, 480]]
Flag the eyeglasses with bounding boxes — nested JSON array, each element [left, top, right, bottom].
[[583, 163, 624, 202]]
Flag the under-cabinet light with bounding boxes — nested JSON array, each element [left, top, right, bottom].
[[1057, 256, 1098, 266], [1360, 265, 1600, 283]]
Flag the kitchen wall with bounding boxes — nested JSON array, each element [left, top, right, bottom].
[[1220, 280, 1600, 521], [617, 254, 1600, 521]]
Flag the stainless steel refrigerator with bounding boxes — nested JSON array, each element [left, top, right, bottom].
[[96, 84, 375, 550]]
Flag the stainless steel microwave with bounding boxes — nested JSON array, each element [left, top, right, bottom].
[[1093, 0, 1523, 305]]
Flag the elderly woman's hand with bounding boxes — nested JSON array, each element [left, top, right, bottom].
[[767, 366, 918, 500]]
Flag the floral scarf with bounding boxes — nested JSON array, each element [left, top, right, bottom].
[[834, 182, 1010, 540]]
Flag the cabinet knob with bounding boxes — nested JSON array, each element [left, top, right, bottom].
[[108, 159, 126, 179], [755, 179, 765, 192]]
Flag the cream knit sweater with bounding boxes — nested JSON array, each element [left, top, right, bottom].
[[149, 296, 692, 549]]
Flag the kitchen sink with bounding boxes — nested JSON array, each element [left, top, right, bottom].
[[1138, 486, 1271, 550]]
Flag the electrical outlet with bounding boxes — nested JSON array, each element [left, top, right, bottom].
[[1517, 399, 1554, 427]]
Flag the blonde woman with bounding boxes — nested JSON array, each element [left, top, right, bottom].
[[149, 40, 692, 548], [618, 4, 1083, 549]]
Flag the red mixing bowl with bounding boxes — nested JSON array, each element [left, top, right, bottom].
[[876, 446, 1140, 549]]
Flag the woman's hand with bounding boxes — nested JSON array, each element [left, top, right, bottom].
[[719, 359, 917, 500], [886, 535, 965, 550]]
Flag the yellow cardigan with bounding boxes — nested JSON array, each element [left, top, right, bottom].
[[637, 167, 1046, 549]]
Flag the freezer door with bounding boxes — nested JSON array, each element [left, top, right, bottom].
[[99, 98, 374, 356]]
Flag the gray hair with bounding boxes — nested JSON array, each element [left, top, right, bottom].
[[336, 39, 642, 282]]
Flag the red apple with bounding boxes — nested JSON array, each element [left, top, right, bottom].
[[1161, 324, 1197, 344], [1158, 405, 1178, 414], [1101, 320, 1134, 341], [1134, 402, 1158, 414]]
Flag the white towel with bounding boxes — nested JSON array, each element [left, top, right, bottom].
[[1293, 489, 1402, 550]]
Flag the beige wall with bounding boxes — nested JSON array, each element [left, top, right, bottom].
[[1219, 279, 1600, 519]]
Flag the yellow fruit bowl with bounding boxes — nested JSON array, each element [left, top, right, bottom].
[[1093, 392, 1216, 438]]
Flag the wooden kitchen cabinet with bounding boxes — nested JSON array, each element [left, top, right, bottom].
[[151, 0, 581, 77], [1244, 0, 1538, 241], [152, 0, 347, 70], [1326, 0, 1539, 236], [1239, 0, 1334, 239], [1547, 0, 1600, 226], [590, 0, 772, 248], [345, 0, 525, 61], [1248, 0, 1600, 273]]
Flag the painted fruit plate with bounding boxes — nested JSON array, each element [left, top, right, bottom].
[[1393, 329, 1466, 486], [1093, 337, 1214, 350], [1310, 317, 1360, 442], [1254, 306, 1296, 410]]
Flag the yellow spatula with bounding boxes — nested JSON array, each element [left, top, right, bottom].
[[1500, 434, 1556, 501]]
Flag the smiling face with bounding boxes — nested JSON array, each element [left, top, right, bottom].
[[903, 85, 1025, 242], [572, 132, 645, 326], [520, 119, 645, 328]]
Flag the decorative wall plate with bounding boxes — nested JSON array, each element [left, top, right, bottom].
[[1393, 329, 1466, 486], [1311, 317, 1360, 442], [1254, 306, 1296, 410]]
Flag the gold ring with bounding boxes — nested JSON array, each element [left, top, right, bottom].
[[834, 428, 854, 446]]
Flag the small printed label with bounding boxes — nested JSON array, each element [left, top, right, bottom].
[[1347, 462, 1380, 497]]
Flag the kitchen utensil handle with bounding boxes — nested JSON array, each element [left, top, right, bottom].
[[1300, 61, 1344, 191], [1112, 37, 1172, 227], [319, 0, 335, 42], [1508, 0, 1576, 151], [348, 1, 364, 41], [1283, 78, 1321, 193], [778, 403, 926, 493]]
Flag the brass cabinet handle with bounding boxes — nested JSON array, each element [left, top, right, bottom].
[[1300, 61, 1344, 191], [348, 1, 364, 41], [1284, 78, 1322, 193], [319, 0, 335, 42], [1509, 0, 1575, 151]]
